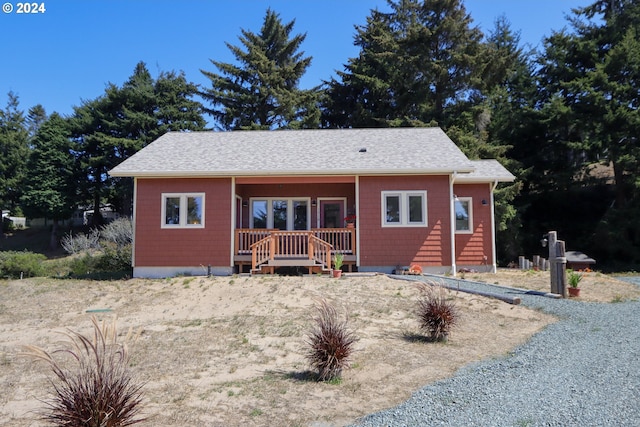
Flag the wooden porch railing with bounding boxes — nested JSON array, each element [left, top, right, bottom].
[[235, 228, 356, 255], [311, 228, 356, 255], [250, 235, 273, 270], [309, 235, 332, 269], [236, 229, 277, 255], [245, 230, 342, 272]]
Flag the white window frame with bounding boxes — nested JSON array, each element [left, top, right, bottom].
[[161, 193, 205, 229], [381, 190, 427, 227], [455, 197, 473, 234], [249, 197, 311, 230]]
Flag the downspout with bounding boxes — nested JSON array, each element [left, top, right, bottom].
[[132, 177, 137, 270], [490, 180, 498, 273], [449, 172, 457, 277], [230, 177, 236, 271], [355, 175, 360, 268]]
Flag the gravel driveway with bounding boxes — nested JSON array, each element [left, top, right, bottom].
[[350, 276, 640, 427]]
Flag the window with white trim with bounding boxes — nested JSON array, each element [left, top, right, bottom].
[[381, 191, 427, 227], [161, 193, 205, 228], [455, 197, 473, 233]]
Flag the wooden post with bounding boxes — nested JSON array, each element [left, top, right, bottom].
[[556, 240, 567, 298], [548, 231, 558, 293]]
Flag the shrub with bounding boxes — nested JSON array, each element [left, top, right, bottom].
[[60, 229, 101, 255], [22, 316, 145, 427], [416, 282, 459, 342], [100, 218, 133, 249], [305, 299, 357, 382], [96, 242, 132, 273], [0, 250, 46, 278], [61, 218, 133, 277]]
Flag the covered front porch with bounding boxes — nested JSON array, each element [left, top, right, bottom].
[[234, 228, 357, 274], [233, 176, 358, 274]]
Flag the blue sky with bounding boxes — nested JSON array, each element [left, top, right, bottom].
[[0, 0, 590, 118]]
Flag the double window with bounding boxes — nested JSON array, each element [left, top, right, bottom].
[[162, 193, 205, 228], [381, 191, 427, 227], [455, 197, 473, 233]]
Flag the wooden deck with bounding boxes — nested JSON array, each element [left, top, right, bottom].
[[234, 228, 356, 274]]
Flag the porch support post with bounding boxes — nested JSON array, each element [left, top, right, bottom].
[[449, 172, 457, 277]]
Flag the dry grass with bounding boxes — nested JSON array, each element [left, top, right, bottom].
[[1, 270, 636, 427]]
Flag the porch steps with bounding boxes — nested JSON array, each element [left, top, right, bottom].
[[251, 258, 331, 275]]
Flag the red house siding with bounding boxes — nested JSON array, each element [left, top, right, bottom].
[[454, 183, 493, 267], [134, 178, 232, 267], [358, 175, 452, 268]]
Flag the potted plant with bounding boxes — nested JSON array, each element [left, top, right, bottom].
[[332, 253, 344, 278], [568, 270, 582, 297], [344, 214, 356, 228]]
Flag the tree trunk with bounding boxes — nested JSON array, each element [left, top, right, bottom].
[[50, 219, 58, 251], [612, 160, 627, 208], [92, 181, 104, 227]]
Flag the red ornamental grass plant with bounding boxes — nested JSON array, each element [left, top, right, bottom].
[[305, 299, 358, 382], [22, 316, 145, 427], [416, 282, 459, 342]]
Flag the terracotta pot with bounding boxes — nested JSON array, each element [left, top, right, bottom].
[[332, 269, 342, 278], [568, 287, 581, 297]]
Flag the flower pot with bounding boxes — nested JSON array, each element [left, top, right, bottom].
[[332, 269, 342, 278], [568, 287, 580, 297], [346, 223, 355, 229]]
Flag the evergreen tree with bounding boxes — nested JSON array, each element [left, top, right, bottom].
[[21, 113, 76, 249], [201, 8, 320, 130], [0, 92, 29, 212], [323, 0, 483, 128], [71, 62, 206, 224], [26, 104, 47, 140], [533, 0, 640, 267], [479, 17, 539, 261]]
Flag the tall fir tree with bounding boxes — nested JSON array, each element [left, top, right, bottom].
[[26, 104, 47, 140], [0, 92, 29, 213], [71, 62, 206, 224], [323, 0, 483, 129], [201, 8, 320, 130], [474, 16, 538, 262], [21, 113, 77, 249], [533, 0, 640, 267]]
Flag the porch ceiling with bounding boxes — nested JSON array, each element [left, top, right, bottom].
[[236, 176, 356, 184]]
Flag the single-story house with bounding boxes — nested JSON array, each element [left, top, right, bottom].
[[108, 127, 515, 278]]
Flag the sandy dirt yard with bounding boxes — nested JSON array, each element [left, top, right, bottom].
[[1, 270, 637, 427]]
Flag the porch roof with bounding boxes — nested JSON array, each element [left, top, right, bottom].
[[109, 127, 503, 179]]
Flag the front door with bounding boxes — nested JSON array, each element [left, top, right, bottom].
[[319, 199, 345, 228]]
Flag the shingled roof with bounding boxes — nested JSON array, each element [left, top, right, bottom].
[[108, 127, 512, 181], [457, 159, 516, 182]]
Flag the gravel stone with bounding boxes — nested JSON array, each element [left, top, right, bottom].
[[350, 275, 640, 427]]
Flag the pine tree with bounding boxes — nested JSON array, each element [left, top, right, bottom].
[[323, 0, 483, 128], [71, 62, 206, 224], [0, 92, 29, 213], [201, 8, 319, 130], [21, 113, 76, 249]]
